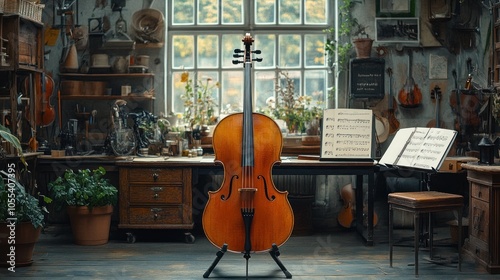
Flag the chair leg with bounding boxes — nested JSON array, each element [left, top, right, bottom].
[[429, 212, 433, 260], [389, 204, 393, 267], [457, 208, 462, 272], [414, 211, 420, 276]]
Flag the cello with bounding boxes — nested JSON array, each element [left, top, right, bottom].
[[202, 34, 294, 277]]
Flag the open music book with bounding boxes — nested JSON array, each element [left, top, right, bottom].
[[320, 108, 375, 160], [379, 127, 457, 171]]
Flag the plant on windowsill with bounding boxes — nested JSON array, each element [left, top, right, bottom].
[[48, 167, 118, 245], [261, 69, 323, 137], [179, 71, 219, 131], [0, 124, 51, 267]]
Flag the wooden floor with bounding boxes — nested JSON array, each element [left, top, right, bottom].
[[1, 224, 497, 279]]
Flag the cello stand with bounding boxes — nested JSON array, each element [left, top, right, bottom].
[[202, 243, 292, 279]]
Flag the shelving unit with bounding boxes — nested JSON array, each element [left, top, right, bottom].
[[493, 3, 500, 88], [0, 13, 44, 150], [57, 72, 156, 152]]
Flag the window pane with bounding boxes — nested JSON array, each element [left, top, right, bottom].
[[198, 0, 219, 24], [279, 0, 301, 24], [279, 34, 301, 67], [222, 34, 245, 68], [304, 70, 326, 107], [255, 70, 275, 111], [172, 0, 194, 25], [305, 34, 326, 67], [305, 0, 327, 24], [255, 34, 276, 68], [197, 35, 219, 68], [221, 71, 243, 113], [172, 35, 195, 68], [256, 0, 275, 24], [222, 0, 243, 24]]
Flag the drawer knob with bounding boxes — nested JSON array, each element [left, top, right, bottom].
[[152, 173, 159, 181], [154, 193, 159, 199]]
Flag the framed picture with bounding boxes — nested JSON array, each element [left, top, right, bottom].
[[376, 0, 415, 17], [375, 18, 419, 44]]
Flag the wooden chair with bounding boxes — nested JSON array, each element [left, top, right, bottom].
[[388, 191, 463, 276]]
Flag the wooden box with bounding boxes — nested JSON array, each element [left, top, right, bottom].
[[438, 156, 478, 173]]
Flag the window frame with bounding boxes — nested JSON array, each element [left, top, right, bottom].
[[166, 0, 333, 115]]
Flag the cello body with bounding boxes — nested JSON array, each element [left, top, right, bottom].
[[203, 113, 294, 253], [202, 34, 294, 254]]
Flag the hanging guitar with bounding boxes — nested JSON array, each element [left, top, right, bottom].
[[202, 34, 294, 279]]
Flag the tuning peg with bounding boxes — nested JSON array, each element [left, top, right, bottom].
[[233, 54, 243, 58], [234, 49, 244, 53], [252, 50, 261, 54], [232, 59, 242, 65], [253, 58, 262, 62]]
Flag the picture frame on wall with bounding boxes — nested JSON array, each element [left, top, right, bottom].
[[375, 18, 419, 44], [376, 0, 415, 17]]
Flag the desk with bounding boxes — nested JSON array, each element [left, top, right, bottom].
[[37, 155, 377, 245]]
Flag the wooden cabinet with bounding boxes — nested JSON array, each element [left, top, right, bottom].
[[117, 162, 194, 242], [461, 163, 500, 274]]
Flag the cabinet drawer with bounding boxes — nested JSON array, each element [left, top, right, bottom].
[[127, 168, 183, 183], [129, 185, 183, 204], [470, 198, 489, 243], [471, 183, 489, 202], [468, 235, 490, 263], [128, 207, 183, 224]]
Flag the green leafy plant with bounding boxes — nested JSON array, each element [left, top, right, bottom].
[[323, 0, 365, 71], [48, 167, 118, 209], [0, 170, 51, 228]]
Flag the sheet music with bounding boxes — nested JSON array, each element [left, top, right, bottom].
[[321, 108, 373, 159], [379, 127, 457, 170]]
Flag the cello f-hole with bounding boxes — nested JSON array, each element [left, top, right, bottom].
[[257, 175, 275, 201], [221, 175, 239, 200]]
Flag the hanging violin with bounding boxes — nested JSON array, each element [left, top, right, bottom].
[[398, 50, 422, 108], [23, 73, 56, 127], [202, 34, 294, 275]]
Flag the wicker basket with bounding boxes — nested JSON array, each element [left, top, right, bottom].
[[4, 0, 44, 23]]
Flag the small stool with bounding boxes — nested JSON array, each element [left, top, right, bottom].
[[388, 191, 463, 276]]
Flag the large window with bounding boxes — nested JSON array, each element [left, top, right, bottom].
[[168, 0, 331, 117]]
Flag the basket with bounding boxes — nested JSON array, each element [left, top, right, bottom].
[[4, 0, 44, 23]]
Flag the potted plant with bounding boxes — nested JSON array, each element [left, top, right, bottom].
[[0, 124, 50, 268], [0, 171, 50, 268], [48, 167, 117, 245], [352, 25, 373, 59]]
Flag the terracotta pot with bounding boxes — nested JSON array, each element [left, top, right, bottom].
[[0, 222, 42, 267], [353, 38, 374, 59], [67, 205, 113, 246]]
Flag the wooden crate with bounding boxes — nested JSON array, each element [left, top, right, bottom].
[[4, 0, 44, 23]]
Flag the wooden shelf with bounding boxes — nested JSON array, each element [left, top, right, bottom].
[[59, 94, 155, 100], [59, 73, 154, 79]]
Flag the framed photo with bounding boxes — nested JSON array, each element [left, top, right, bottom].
[[376, 0, 415, 17], [375, 18, 419, 44]]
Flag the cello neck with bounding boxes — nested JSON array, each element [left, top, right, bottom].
[[242, 34, 255, 168]]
